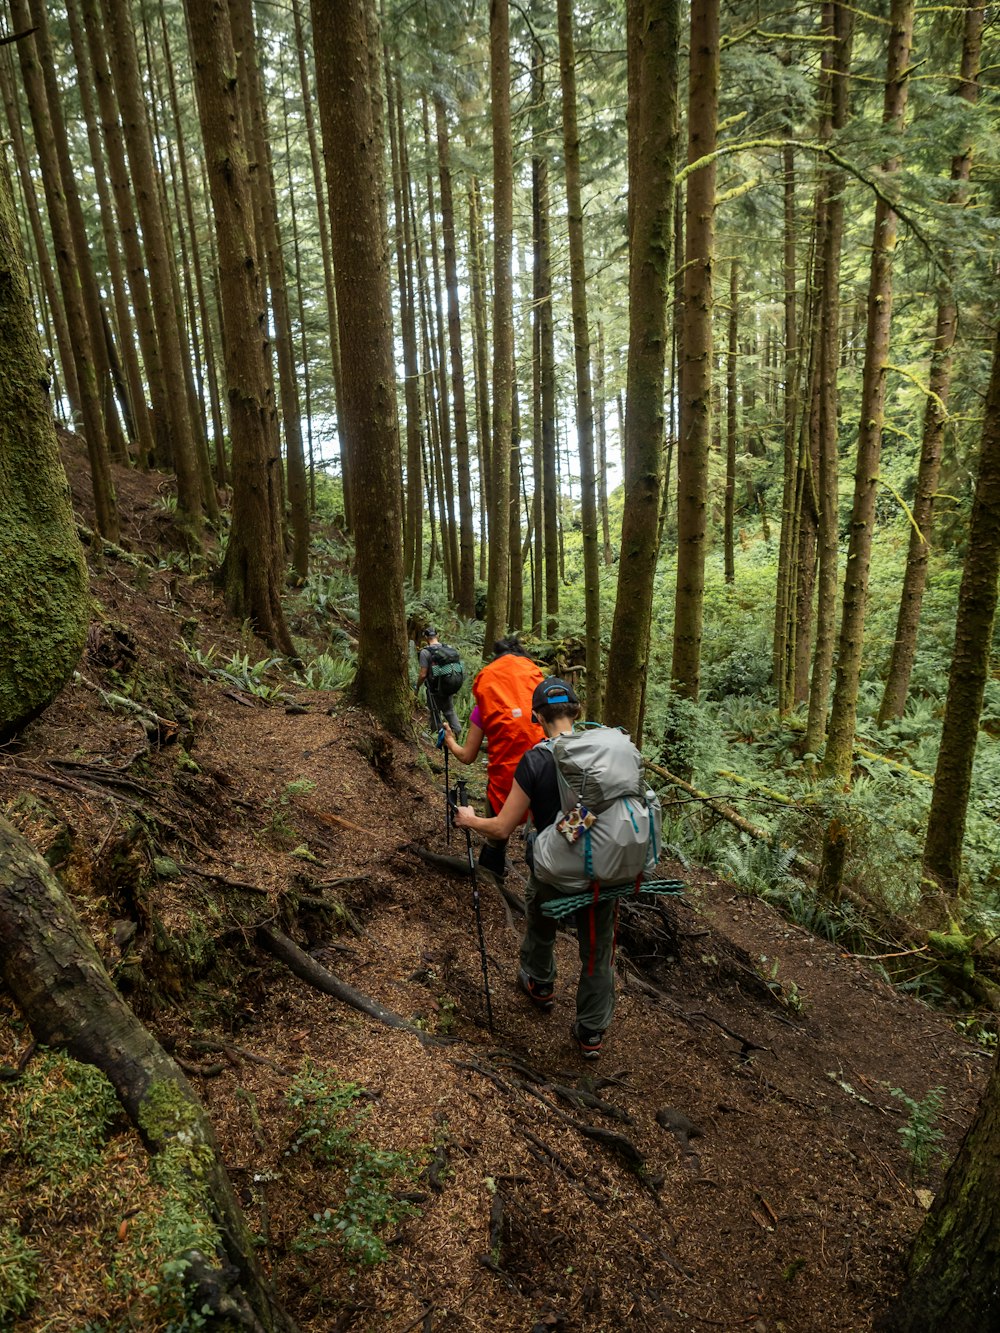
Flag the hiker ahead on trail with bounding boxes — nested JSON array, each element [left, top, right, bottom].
[[454, 677, 662, 1061], [415, 627, 464, 737], [442, 637, 544, 887]]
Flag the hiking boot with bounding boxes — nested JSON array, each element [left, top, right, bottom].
[[518, 967, 555, 1012], [571, 1021, 603, 1060]]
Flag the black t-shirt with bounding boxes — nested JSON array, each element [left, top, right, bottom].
[[513, 744, 562, 832]]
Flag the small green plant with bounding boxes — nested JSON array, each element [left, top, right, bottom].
[[286, 1066, 424, 1266], [295, 651, 356, 692], [177, 642, 289, 700], [757, 955, 803, 1014], [0, 1226, 40, 1322], [891, 1085, 946, 1177], [261, 778, 316, 848]]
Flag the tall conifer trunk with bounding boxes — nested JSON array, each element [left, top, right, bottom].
[[878, 0, 984, 725], [604, 0, 680, 736], [822, 0, 915, 782], [557, 0, 603, 719], [10, 0, 118, 541], [483, 0, 514, 651], [724, 260, 738, 585], [313, 0, 410, 733], [671, 0, 719, 702]]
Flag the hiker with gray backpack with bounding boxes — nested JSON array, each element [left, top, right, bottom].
[[415, 627, 464, 738], [453, 677, 663, 1059]]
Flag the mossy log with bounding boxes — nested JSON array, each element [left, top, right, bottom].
[[0, 166, 89, 739], [0, 815, 297, 1332]]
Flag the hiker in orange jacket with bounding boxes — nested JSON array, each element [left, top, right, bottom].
[[441, 636, 544, 887]]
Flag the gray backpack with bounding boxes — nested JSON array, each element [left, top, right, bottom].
[[531, 727, 662, 893]]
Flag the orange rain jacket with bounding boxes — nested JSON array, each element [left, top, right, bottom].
[[473, 654, 546, 815]]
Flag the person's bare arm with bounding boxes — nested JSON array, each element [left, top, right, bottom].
[[444, 721, 483, 765], [454, 781, 530, 840]]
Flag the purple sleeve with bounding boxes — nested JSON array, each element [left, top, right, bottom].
[[469, 703, 482, 730]]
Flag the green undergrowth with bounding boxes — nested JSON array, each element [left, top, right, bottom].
[[285, 1064, 427, 1268]]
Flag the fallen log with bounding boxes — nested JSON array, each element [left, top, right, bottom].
[[0, 815, 295, 1333]]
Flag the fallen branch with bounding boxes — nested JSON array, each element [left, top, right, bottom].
[[256, 925, 435, 1043]]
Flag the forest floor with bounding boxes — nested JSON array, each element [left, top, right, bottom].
[[0, 438, 992, 1333]]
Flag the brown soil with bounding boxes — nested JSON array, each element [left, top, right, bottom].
[[0, 440, 990, 1332]]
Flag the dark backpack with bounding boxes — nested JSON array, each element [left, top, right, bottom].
[[428, 644, 465, 696]]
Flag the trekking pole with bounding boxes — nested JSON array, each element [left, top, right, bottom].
[[453, 778, 495, 1033], [437, 725, 450, 845]]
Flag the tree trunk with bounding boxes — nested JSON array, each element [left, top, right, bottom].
[[0, 52, 82, 421], [100, 0, 203, 529], [877, 0, 984, 725], [186, 0, 293, 656], [821, 0, 915, 783], [0, 164, 89, 738], [81, 0, 169, 469], [397, 76, 424, 588], [805, 0, 855, 756], [484, 0, 514, 651], [435, 94, 476, 616], [0, 816, 296, 1332], [557, 0, 603, 719], [291, 0, 347, 529], [508, 374, 524, 631], [921, 327, 1000, 895], [9, 0, 119, 542], [605, 0, 680, 736], [773, 140, 798, 706], [468, 175, 492, 585], [879, 1036, 1000, 1330], [724, 259, 738, 585], [671, 0, 719, 703], [595, 323, 614, 567], [66, 0, 154, 471], [313, 0, 411, 734]]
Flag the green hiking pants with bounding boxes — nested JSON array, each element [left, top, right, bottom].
[[519, 871, 617, 1034]]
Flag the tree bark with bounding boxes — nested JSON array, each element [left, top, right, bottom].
[[773, 139, 799, 706], [314, 0, 411, 734], [877, 0, 984, 725], [879, 1036, 1000, 1330], [557, 0, 603, 719], [100, 0, 203, 529], [186, 0, 294, 656], [9, 0, 119, 542], [821, 0, 914, 782], [921, 327, 1000, 894], [724, 260, 738, 585], [435, 93, 476, 616], [805, 0, 855, 756], [484, 0, 514, 651], [469, 174, 492, 585], [605, 0, 680, 737], [0, 165, 89, 738], [0, 816, 296, 1332], [671, 0, 719, 702]]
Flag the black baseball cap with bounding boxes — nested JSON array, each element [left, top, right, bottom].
[[532, 677, 579, 711], [422, 626, 437, 638]]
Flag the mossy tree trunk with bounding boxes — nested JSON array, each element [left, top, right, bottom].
[[879, 1038, 1000, 1331], [921, 327, 1000, 895], [0, 161, 89, 741], [0, 816, 296, 1332], [186, 0, 294, 657], [313, 0, 411, 734]]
